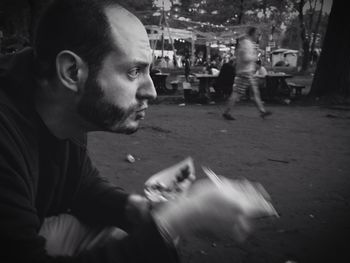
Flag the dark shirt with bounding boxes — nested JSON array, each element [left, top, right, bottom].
[[0, 48, 178, 263], [214, 62, 236, 95]]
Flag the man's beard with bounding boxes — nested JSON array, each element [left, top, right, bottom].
[[77, 75, 137, 134]]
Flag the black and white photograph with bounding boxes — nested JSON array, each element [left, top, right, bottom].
[[0, 0, 349, 262]]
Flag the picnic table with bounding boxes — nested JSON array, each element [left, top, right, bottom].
[[194, 73, 218, 103], [151, 72, 170, 94], [263, 72, 294, 101]]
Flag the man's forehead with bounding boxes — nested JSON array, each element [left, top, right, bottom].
[[105, 5, 136, 26]]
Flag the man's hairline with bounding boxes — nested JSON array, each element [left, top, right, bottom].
[[100, 4, 140, 61], [101, 5, 151, 67], [78, 3, 130, 77]]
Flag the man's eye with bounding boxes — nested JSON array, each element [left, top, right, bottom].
[[128, 68, 141, 78]]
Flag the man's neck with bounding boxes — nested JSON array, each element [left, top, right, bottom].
[[35, 80, 85, 139]]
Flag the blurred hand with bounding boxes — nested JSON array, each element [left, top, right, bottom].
[[125, 194, 151, 227], [144, 158, 196, 204], [153, 178, 277, 242]]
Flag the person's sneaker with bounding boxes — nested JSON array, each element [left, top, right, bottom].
[[260, 111, 272, 119], [222, 113, 236, 120]]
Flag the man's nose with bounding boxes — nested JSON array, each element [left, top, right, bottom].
[[137, 74, 157, 101]]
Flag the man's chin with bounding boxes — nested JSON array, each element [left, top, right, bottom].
[[108, 122, 139, 134], [123, 126, 139, 134]]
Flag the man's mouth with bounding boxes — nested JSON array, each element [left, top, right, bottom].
[[135, 108, 147, 120]]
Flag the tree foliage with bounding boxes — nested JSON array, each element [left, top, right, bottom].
[[282, 0, 329, 72], [0, 0, 154, 50], [0, 0, 330, 72]]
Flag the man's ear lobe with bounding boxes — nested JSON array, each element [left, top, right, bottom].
[[56, 50, 88, 93]]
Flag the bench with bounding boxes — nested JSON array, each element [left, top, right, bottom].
[[288, 83, 306, 97]]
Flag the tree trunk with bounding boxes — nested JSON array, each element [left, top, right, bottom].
[[309, 0, 350, 98], [301, 38, 310, 71], [238, 0, 244, 24], [307, 0, 317, 31], [298, 0, 310, 72], [310, 0, 324, 65]]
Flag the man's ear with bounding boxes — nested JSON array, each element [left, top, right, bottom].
[[56, 50, 88, 93]]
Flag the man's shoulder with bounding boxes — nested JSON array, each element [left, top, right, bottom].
[[0, 48, 34, 76], [0, 88, 37, 127], [0, 48, 37, 128]]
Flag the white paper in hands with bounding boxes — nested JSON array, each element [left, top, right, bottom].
[[202, 166, 278, 218], [144, 157, 196, 204]]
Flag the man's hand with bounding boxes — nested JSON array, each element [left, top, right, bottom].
[[125, 194, 151, 227], [153, 178, 277, 242]]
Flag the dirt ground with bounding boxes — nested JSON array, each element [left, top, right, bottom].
[[87, 102, 350, 263]]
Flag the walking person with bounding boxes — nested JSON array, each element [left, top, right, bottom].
[[223, 27, 272, 120]]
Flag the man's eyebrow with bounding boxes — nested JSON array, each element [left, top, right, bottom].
[[130, 60, 151, 67]]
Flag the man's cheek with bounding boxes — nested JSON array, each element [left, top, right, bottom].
[[104, 90, 135, 111]]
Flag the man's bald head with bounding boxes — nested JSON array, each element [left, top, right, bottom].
[[105, 7, 151, 57], [34, 0, 140, 80]]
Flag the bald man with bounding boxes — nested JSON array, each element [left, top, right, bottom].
[[0, 1, 275, 262]]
